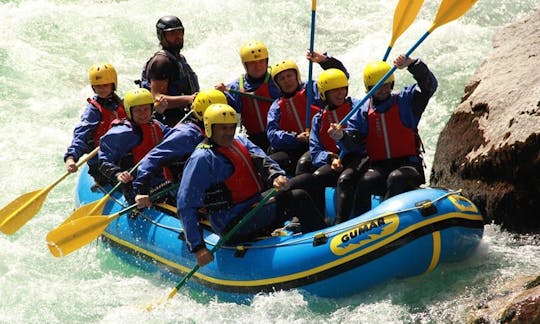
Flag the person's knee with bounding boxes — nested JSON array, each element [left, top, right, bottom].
[[387, 167, 420, 188], [337, 170, 355, 189], [295, 157, 312, 175]]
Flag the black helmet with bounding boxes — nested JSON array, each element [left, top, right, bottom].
[[156, 16, 184, 42]]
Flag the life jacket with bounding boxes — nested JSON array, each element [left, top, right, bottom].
[[318, 101, 352, 154], [87, 98, 126, 146], [366, 98, 419, 161], [139, 50, 199, 96], [128, 120, 164, 163], [277, 88, 320, 133], [217, 139, 264, 204], [238, 72, 273, 135]]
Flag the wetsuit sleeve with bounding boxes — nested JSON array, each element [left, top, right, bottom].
[[319, 54, 349, 79], [407, 59, 438, 118], [64, 103, 101, 161]]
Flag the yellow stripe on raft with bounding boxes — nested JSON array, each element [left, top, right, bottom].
[[102, 211, 482, 288], [426, 231, 441, 273]]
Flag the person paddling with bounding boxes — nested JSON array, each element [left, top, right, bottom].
[[98, 88, 174, 205], [177, 104, 326, 267], [64, 63, 125, 186], [329, 54, 438, 216]]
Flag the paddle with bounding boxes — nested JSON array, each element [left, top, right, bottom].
[[339, 0, 478, 127], [305, 0, 317, 131], [145, 188, 277, 311], [0, 147, 99, 235], [382, 0, 424, 61], [335, 0, 423, 163], [226, 88, 274, 103], [58, 161, 143, 227], [46, 182, 179, 258]]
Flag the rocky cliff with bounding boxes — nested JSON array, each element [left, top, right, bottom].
[[430, 8, 540, 233]]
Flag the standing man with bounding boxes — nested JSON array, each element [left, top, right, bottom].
[[139, 15, 200, 127]]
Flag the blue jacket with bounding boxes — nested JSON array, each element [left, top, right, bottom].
[[64, 95, 122, 166], [177, 135, 284, 252], [98, 119, 173, 180], [132, 120, 205, 194], [340, 58, 438, 162]]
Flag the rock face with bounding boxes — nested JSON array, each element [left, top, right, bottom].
[[468, 275, 540, 324], [430, 8, 540, 233]]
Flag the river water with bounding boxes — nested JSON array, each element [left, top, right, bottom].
[[0, 0, 539, 323]]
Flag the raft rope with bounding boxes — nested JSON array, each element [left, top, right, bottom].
[[92, 184, 462, 251]]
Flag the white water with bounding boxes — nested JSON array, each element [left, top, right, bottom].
[[0, 0, 539, 322]]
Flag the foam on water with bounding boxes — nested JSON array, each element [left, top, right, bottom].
[[0, 0, 538, 322]]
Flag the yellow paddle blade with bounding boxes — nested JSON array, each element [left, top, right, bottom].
[[389, 0, 424, 46], [46, 215, 115, 257], [60, 195, 110, 226], [0, 188, 51, 235], [429, 0, 478, 32], [0, 147, 100, 235]]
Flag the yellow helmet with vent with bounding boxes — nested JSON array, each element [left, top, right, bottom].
[[123, 88, 154, 120], [317, 68, 348, 101], [239, 40, 269, 64], [363, 61, 394, 91], [89, 63, 117, 89], [192, 89, 228, 121], [203, 104, 238, 137], [270, 59, 301, 85]]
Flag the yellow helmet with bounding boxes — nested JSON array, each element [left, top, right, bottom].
[[192, 89, 228, 121], [123, 88, 154, 120], [239, 40, 269, 64], [270, 59, 301, 85], [363, 61, 394, 91], [317, 68, 349, 101], [203, 104, 238, 138], [88, 63, 117, 90]]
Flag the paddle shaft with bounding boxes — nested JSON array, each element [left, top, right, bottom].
[[168, 189, 277, 298], [340, 0, 478, 127], [53, 146, 101, 189], [46, 181, 180, 257], [305, 0, 317, 130], [226, 88, 274, 103], [0, 146, 99, 234]]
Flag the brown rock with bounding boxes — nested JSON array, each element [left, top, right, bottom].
[[430, 8, 540, 233], [468, 275, 540, 324]]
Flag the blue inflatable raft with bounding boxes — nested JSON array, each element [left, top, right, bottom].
[[75, 167, 484, 301]]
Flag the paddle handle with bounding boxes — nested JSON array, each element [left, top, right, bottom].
[[339, 30, 431, 127], [49, 146, 101, 191], [305, 0, 317, 129]]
